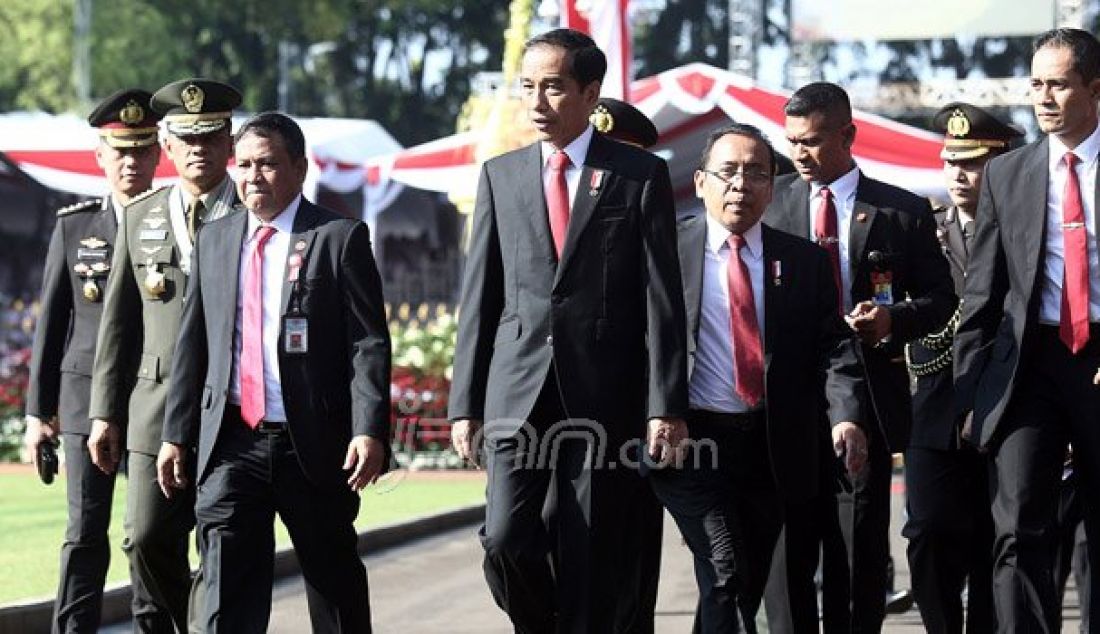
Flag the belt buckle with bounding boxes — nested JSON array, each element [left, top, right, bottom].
[[256, 420, 285, 434]]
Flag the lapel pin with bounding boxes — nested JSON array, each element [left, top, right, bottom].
[[856, 212, 868, 223], [294, 239, 307, 252], [589, 170, 605, 197], [772, 260, 782, 286]]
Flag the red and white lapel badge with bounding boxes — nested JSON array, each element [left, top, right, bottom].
[[589, 170, 605, 197]]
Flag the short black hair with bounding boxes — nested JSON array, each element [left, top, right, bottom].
[[524, 28, 607, 89], [235, 111, 306, 161], [1034, 28, 1100, 83], [698, 123, 777, 176], [784, 82, 853, 128]]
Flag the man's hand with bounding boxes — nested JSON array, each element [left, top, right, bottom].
[[87, 418, 121, 475], [343, 435, 386, 492], [832, 421, 868, 477], [451, 418, 483, 468], [646, 417, 689, 468], [846, 301, 892, 345], [24, 415, 58, 473], [155, 442, 188, 499]]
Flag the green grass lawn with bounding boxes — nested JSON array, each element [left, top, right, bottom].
[[0, 468, 485, 605]]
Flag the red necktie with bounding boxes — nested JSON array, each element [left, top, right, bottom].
[[1061, 152, 1090, 353], [814, 186, 844, 313], [727, 234, 764, 407], [547, 151, 571, 258], [240, 225, 277, 428]]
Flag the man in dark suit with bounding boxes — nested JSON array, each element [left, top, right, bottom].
[[763, 82, 955, 633], [23, 89, 161, 633], [954, 28, 1100, 632], [88, 78, 241, 632], [656, 123, 868, 633], [902, 102, 1020, 634], [156, 112, 390, 632], [448, 28, 688, 634]]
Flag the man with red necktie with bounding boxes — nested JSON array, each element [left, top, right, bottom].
[[448, 28, 687, 634], [157, 112, 391, 632], [954, 28, 1100, 632], [660, 123, 868, 633], [763, 82, 955, 633]]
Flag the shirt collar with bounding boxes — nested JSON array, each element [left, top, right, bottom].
[[246, 194, 301, 239], [1049, 122, 1100, 170], [704, 211, 763, 260], [812, 164, 860, 202], [541, 125, 595, 170], [181, 175, 231, 207]]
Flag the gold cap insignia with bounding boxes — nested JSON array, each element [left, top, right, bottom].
[[80, 237, 107, 249], [119, 100, 144, 125], [83, 279, 100, 302], [181, 84, 205, 114], [590, 104, 614, 134], [946, 109, 970, 138]]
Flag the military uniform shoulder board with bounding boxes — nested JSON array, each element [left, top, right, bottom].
[[56, 198, 100, 217], [125, 185, 170, 208]]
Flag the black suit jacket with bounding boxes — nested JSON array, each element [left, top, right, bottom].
[[162, 199, 392, 486], [25, 198, 118, 434], [764, 172, 955, 451], [908, 207, 969, 450], [954, 138, 1071, 449], [448, 132, 688, 438], [678, 217, 866, 502]]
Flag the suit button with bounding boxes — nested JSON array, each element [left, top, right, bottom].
[[546, 335, 553, 346]]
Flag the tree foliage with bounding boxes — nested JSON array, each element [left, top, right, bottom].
[[0, 0, 507, 146]]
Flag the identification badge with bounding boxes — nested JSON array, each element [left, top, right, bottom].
[[140, 229, 168, 241], [284, 318, 308, 354], [871, 270, 894, 305]]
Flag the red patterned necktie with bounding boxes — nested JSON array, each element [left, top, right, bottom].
[[240, 225, 277, 428], [547, 150, 571, 258], [1061, 152, 1090, 353], [727, 234, 764, 407], [814, 186, 844, 313]]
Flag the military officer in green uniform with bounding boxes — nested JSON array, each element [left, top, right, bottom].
[[903, 102, 1021, 634], [23, 88, 162, 633], [88, 78, 241, 633]]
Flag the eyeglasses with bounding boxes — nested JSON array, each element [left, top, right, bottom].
[[702, 168, 772, 188]]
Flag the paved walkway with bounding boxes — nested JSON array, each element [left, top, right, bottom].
[[104, 474, 1084, 632]]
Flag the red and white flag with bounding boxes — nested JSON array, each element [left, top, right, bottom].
[[561, 0, 632, 101]]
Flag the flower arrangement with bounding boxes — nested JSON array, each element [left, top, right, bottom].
[[388, 305, 464, 469]]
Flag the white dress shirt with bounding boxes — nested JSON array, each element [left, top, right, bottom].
[[807, 165, 860, 313], [228, 195, 301, 422], [688, 214, 766, 413], [541, 125, 594, 212], [1040, 123, 1100, 325]]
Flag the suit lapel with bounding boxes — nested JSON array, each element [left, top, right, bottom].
[[849, 176, 878, 292], [773, 178, 811, 239], [678, 215, 706, 349], [520, 144, 554, 265], [218, 211, 249, 344], [555, 133, 610, 286], [1019, 140, 1049, 293], [280, 201, 320, 316], [943, 211, 969, 271], [761, 225, 782, 372]]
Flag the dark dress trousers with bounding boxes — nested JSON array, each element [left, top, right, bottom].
[[25, 197, 119, 633], [89, 180, 237, 632], [953, 136, 1100, 633], [763, 172, 955, 633], [902, 207, 994, 634], [162, 200, 391, 633], [655, 217, 866, 633], [448, 132, 688, 634]]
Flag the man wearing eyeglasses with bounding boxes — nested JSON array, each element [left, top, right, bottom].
[[654, 123, 868, 632], [762, 82, 955, 633]]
